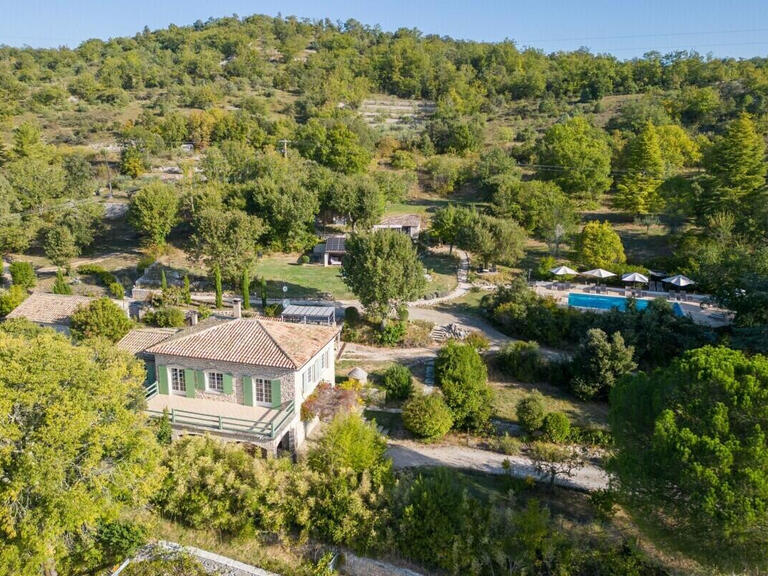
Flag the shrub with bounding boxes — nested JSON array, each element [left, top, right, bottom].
[[156, 408, 172, 445], [52, 269, 72, 295], [542, 411, 571, 443], [94, 519, 147, 560], [77, 264, 118, 288], [109, 282, 125, 299], [493, 432, 521, 455], [298, 254, 310, 265], [499, 341, 547, 383], [70, 298, 133, 342], [144, 307, 186, 328], [375, 321, 406, 346], [569, 328, 636, 400], [402, 394, 453, 441], [464, 331, 490, 352], [516, 393, 546, 434], [9, 261, 35, 288], [136, 254, 155, 275], [436, 341, 493, 431], [381, 364, 413, 401], [263, 303, 281, 317], [0, 285, 28, 317], [197, 304, 211, 319], [568, 426, 613, 447]]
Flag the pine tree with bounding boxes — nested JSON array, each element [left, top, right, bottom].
[[52, 269, 72, 295], [241, 269, 251, 310], [182, 274, 191, 305], [706, 112, 766, 198], [615, 122, 665, 215], [0, 140, 8, 167], [214, 265, 223, 308]]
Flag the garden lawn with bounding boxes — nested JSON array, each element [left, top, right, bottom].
[[490, 377, 609, 430], [254, 255, 355, 299], [253, 252, 457, 301]]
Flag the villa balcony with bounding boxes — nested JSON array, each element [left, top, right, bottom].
[[144, 382, 296, 440]]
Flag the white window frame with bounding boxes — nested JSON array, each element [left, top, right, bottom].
[[206, 371, 224, 394], [253, 377, 272, 406], [169, 367, 186, 395]]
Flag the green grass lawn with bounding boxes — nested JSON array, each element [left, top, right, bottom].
[[254, 255, 355, 300], [253, 251, 457, 301], [490, 375, 609, 430]]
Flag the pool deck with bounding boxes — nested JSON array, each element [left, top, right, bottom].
[[531, 281, 733, 328]]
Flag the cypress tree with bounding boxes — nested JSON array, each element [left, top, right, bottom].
[[182, 274, 191, 304], [52, 269, 72, 295], [160, 269, 167, 291], [260, 276, 267, 309], [241, 269, 251, 310], [214, 265, 222, 308]]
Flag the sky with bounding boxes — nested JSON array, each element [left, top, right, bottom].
[[1, 0, 768, 59]]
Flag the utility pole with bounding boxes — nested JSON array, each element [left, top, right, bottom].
[[277, 139, 292, 158]]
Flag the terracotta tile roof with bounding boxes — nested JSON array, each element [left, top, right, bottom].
[[5, 293, 94, 325], [146, 318, 340, 370], [117, 328, 179, 355]]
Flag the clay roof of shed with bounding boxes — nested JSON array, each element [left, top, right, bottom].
[[5, 293, 94, 325], [145, 317, 340, 370]]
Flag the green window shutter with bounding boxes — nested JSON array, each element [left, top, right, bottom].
[[195, 370, 205, 390], [223, 373, 233, 395], [145, 361, 156, 386], [242, 376, 253, 406], [157, 365, 169, 394], [270, 379, 282, 409], [184, 369, 196, 398]]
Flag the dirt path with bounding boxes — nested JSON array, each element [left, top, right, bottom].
[[387, 439, 609, 492], [340, 343, 438, 363]]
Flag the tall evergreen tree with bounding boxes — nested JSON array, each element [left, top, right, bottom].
[[241, 269, 251, 310], [705, 112, 766, 198], [213, 264, 223, 308], [615, 122, 665, 215]]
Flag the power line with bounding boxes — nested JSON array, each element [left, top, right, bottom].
[[514, 27, 768, 45]]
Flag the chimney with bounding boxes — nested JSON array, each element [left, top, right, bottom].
[[189, 310, 198, 326], [232, 298, 242, 319]]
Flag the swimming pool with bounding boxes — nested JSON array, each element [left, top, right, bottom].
[[568, 293, 684, 317]]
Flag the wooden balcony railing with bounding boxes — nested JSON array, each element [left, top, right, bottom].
[[143, 382, 295, 440]]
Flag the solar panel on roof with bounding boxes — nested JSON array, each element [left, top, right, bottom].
[[325, 236, 346, 252]]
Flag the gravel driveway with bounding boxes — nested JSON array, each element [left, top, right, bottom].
[[387, 440, 610, 492]]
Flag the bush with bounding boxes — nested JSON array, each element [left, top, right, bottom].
[[77, 264, 118, 288], [436, 341, 493, 431], [493, 432, 521, 455], [70, 298, 133, 342], [197, 304, 211, 319], [53, 269, 72, 295], [298, 254, 310, 265], [94, 520, 147, 561], [0, 286, 29, 317], [402, 394, 453, 441], [136, 254, 155, 275], [9, 261, 35, 288], [375, 321, 406, 346], [109, 282, 125, 299], [568, 426, 613, 447], [464, 331, 490, 352], [516, 393, 546, 434], [263, 303, 282, 317], [569, 328, 636, 400], [542, 411, 571, 443], [499, 341, 547, 383], [381, 364, 413, 401], [144, 307, 186, 328]]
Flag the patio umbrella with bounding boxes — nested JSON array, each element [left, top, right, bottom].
[[550, 265, 578, 276], [621, 272, 649, 284], [581, 268, 616, 280], [662, 274, 695, 287]]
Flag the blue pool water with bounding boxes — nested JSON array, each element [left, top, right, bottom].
[[568, 293, 684, 317]]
